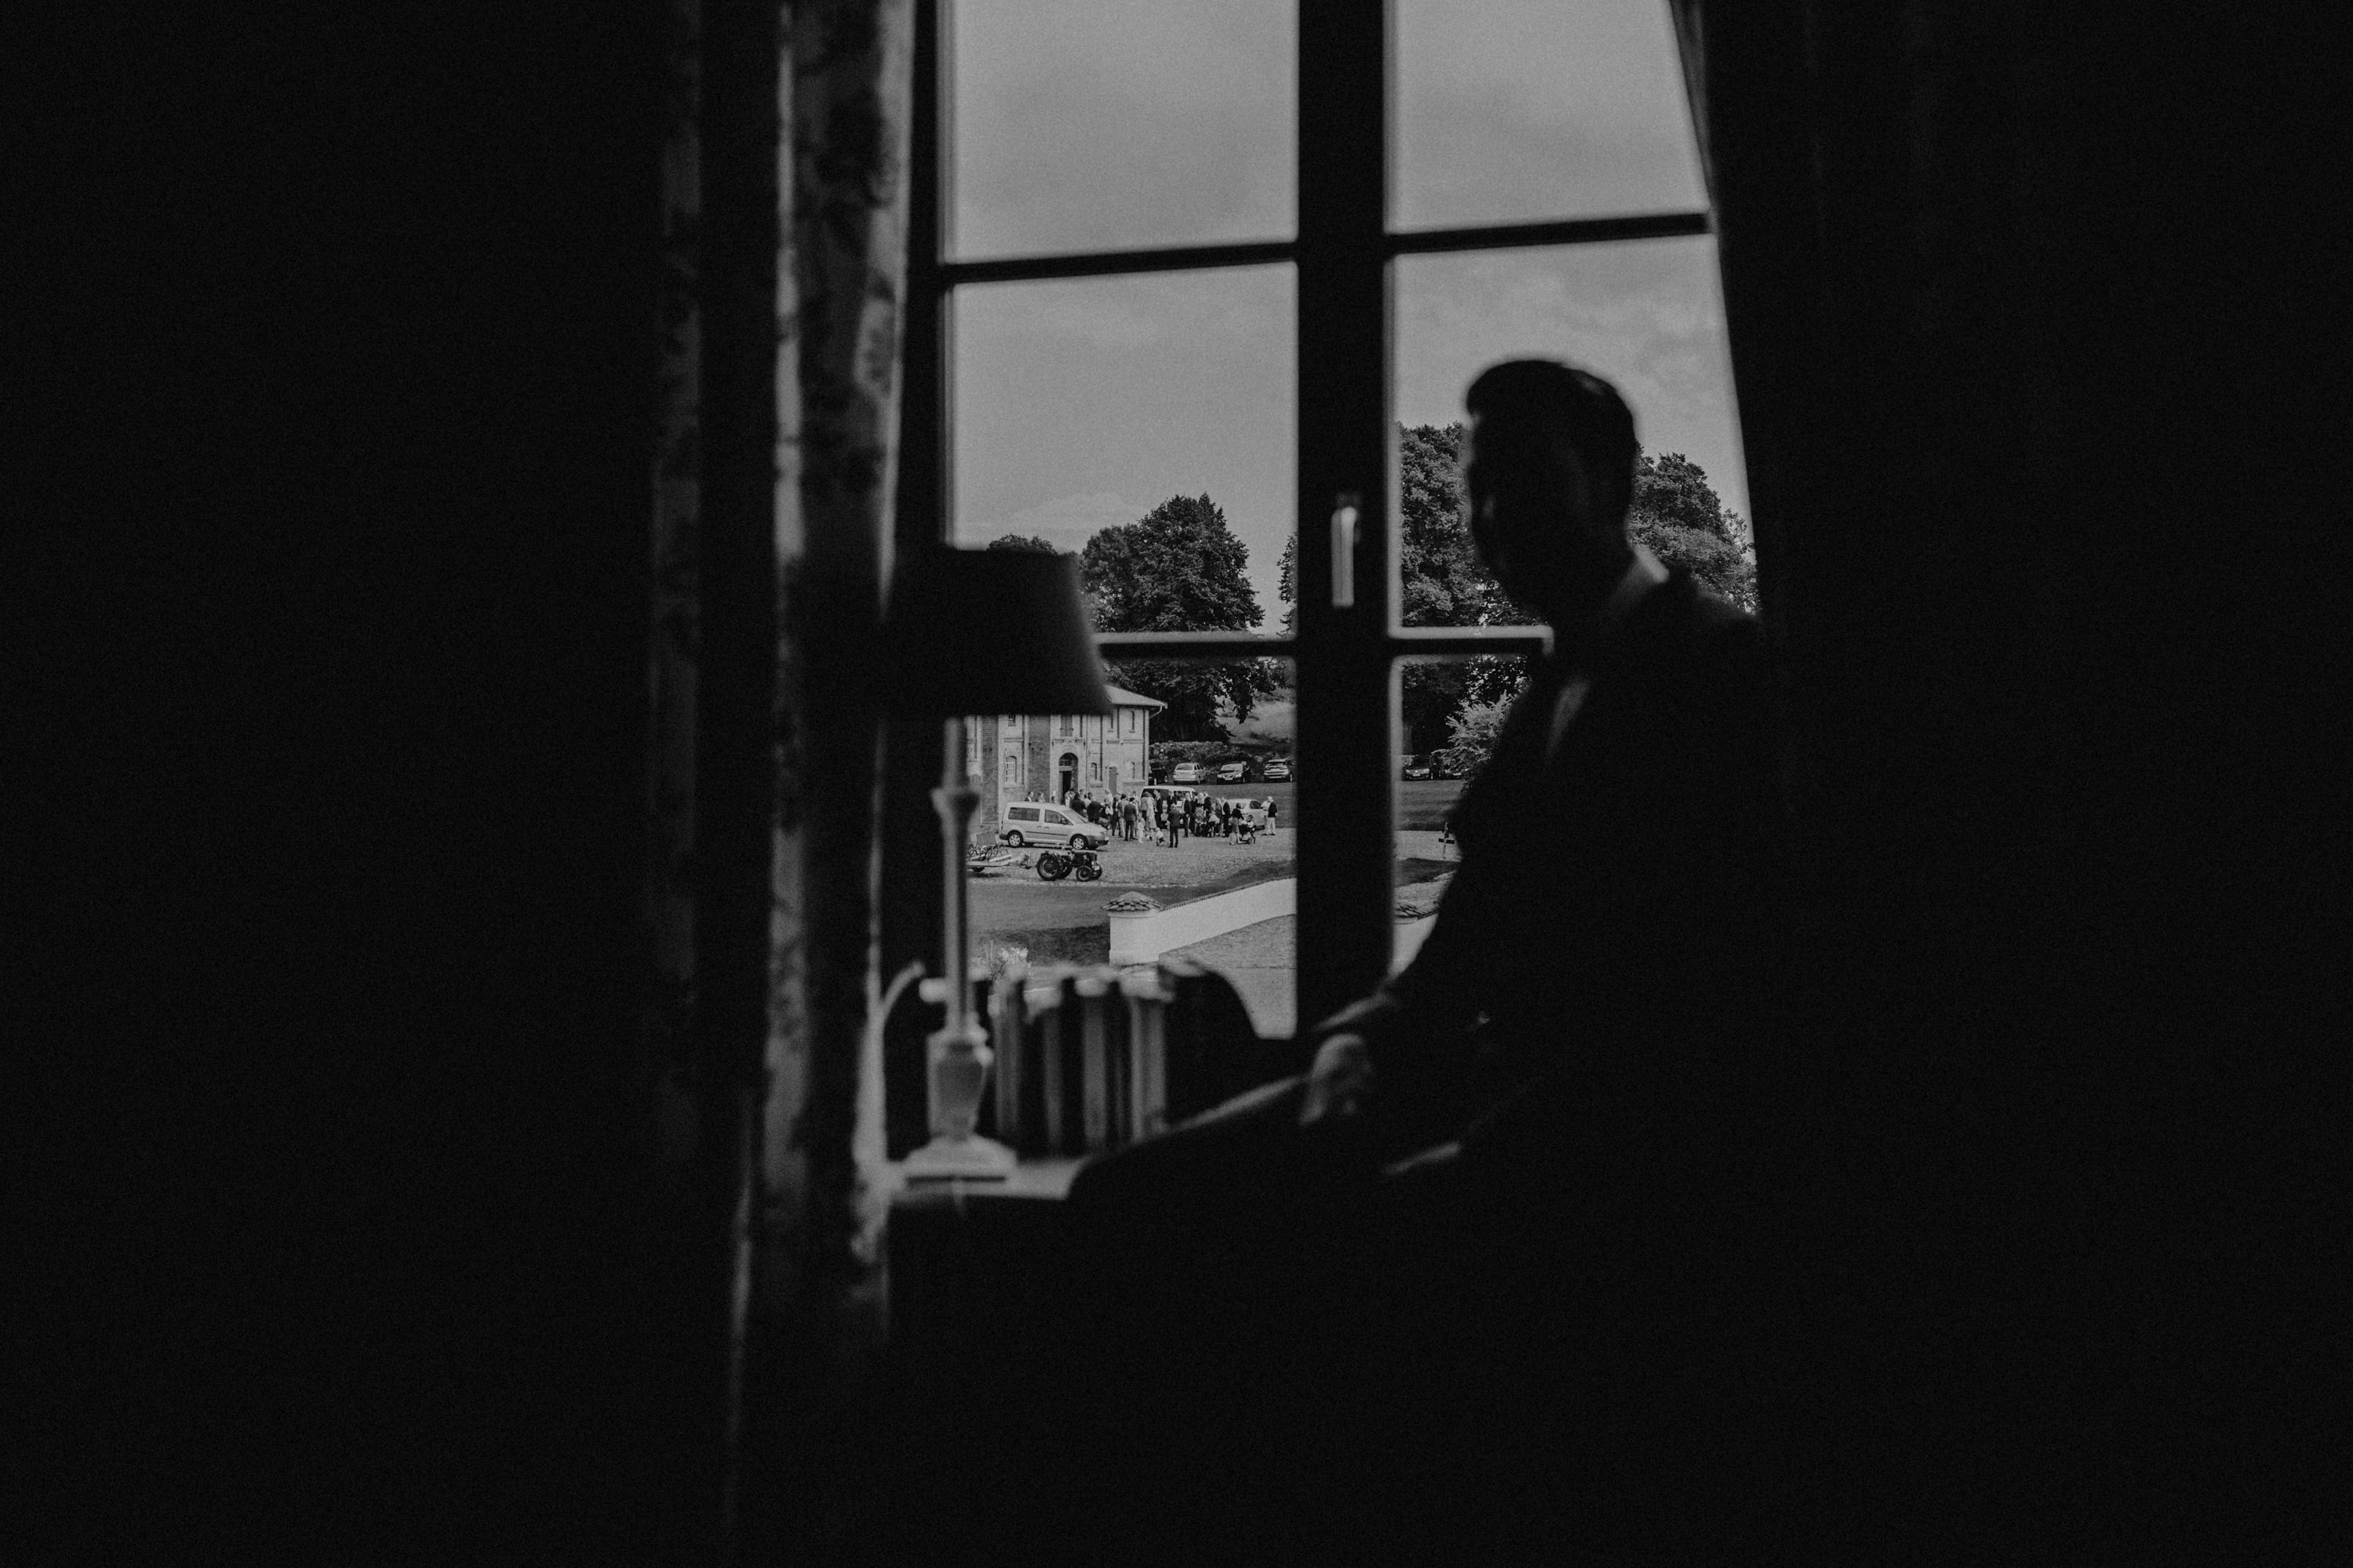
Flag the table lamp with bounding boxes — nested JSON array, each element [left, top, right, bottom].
[[880, 547, 1113, 1178]]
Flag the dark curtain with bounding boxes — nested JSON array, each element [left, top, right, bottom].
[[1672, 3, 2347, 1552], [656, 0, 915, 1556]]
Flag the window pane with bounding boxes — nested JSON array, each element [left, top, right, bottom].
[[1393, 238, 1753, 622], [949, 0, 1295, 260], [965, 660, 1296, 1041], [952, 266, 1295, 628], [1393, 655, 1500, 969], [1393, 0, 1706, 232]]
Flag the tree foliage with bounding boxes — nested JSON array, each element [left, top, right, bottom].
[[1627, 451, 1757, 613], [1397, 424, 1528, 751], [984, 532, 1058, 553], [1276, 532, 1298, 636], [1278, 428, 1757, 746], [1434, 699, 1510, 782], [1083, 494, 1261, 631], [1081, 493, 1278, 740]]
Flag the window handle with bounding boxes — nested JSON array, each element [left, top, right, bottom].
[[1331, 493, 1360, 609]]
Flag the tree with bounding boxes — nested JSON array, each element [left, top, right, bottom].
[[1399, 423, 1513, 628], [1273, 435, 1757, 743], [1434, 699, 1510, 782], [1276, 532, 1298, 636], [1397, 424, 1530, 752], [1081, 493, 1279, 740], [1631, 452, 1737, 541], [1629, 452, 1757, 613], [985, 532, 1058, 553]]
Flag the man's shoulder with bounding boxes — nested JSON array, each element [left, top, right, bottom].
[[1632, 572, 1766, 675]]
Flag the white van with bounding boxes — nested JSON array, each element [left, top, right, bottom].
[[997, 801, 1107, 849]]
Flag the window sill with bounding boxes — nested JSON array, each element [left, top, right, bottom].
[[885, 1156, 1080, 1208]]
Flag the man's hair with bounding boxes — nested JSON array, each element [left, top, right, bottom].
[[1463, 359, 1640, 518]]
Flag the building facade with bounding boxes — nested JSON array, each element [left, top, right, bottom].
[[965, 684, 1164, 828]]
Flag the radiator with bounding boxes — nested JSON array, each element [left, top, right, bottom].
[[971, 958, 1283, 1159]]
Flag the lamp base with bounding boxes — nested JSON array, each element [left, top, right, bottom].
[[901, 1133, 1018, 1181]]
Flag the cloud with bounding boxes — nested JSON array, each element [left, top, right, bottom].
[[943, 0, 1747, 553], [951, 0, 1292, 259], [1394, 241, 1750, 518]]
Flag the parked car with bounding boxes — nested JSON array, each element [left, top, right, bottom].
[[1401, 753, 1432, 780], [1171, 762, 1204, 784], [1261, 758, 1291, 781], [996, 801, 1107, 850], [1215, 759, 1249, 783]]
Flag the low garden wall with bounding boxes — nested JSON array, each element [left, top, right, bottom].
[[1108, 877, 1296, 966]]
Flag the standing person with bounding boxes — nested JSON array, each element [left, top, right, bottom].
[[1062, 358, 1805, 1557]]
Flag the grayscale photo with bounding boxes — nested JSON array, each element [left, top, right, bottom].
[[24, 0, 2340, 1561]]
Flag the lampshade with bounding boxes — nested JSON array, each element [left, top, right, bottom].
[[879, 547, 1116, 717]]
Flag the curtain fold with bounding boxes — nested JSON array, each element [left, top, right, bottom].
[[649, 0, 703, 1176], [767, 0, 914, 1355], [648, 0, 914, 1555]]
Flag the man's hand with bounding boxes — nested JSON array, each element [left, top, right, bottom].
[[1299, 1032, 1375, 1127]]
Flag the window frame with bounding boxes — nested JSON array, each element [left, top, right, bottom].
[[904, 0, 1711, 1028]]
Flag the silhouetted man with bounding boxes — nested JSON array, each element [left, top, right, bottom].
[[1058, 362, 1808, 1555]]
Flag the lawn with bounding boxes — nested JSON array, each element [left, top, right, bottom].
[[1194, 777, 1466, 831], [965, 784, 1468, 980]]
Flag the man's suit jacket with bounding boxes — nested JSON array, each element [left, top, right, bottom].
[[1311, 566, 1801, 1256]]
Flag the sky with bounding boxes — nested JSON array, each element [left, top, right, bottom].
[[947, 0, 1746, 622]]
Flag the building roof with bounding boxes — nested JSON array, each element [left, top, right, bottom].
[[1102, 685, 1166, 711]]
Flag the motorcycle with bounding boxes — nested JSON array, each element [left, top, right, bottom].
[[1034, 847, 1103, 882]]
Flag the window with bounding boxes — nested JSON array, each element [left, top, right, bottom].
[[911, 0, 1735, 1032]]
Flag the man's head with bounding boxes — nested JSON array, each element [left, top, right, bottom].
[[1461, 359, 1640, 622]]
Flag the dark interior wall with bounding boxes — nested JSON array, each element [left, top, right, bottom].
[[19, 5, 689, 1559]]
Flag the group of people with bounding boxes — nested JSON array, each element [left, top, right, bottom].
[[1047, 787, 1275, 847]]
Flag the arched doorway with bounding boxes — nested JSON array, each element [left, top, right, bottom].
[[1058, 753, 1078, 799]]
